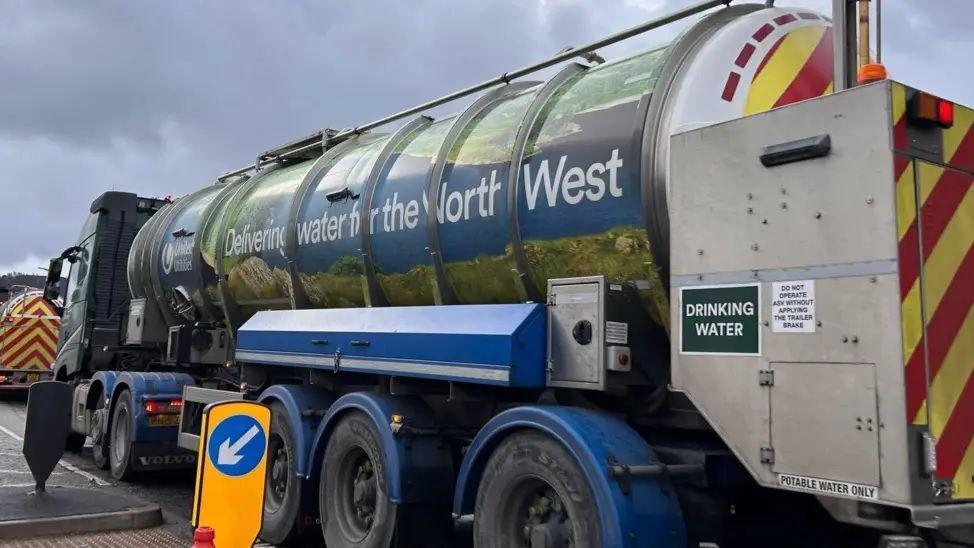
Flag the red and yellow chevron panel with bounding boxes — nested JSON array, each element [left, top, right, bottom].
[[893, 82, 974, 499], [0, 293, 59, 372], [744, 24, 834, 116]]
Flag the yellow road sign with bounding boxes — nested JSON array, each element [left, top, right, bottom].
[[192, 400, 271, 548]]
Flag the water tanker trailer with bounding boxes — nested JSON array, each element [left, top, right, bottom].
[[39, 1, 974, 546]]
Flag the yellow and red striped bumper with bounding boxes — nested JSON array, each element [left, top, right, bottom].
[[0, 294, 59, 374]]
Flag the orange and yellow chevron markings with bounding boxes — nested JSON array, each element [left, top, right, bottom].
[[721, 11, 833, 114], [893, 82, 974, 498], [0, 294, 59, 371]]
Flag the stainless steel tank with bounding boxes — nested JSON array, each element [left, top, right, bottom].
[[129, 4, 835, 332]]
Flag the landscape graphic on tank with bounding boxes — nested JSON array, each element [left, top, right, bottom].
[[196, 46, 672, 328], [219, 161, 314, 320]]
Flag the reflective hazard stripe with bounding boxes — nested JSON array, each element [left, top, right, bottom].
[[0, 294, 59, 370], [893, 82, 974, 499]]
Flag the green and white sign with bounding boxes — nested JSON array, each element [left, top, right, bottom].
[[680, 284, 761, 356]]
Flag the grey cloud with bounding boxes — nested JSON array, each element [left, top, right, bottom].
[[0, 0, 971, 273]]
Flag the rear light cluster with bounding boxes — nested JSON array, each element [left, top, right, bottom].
[[145, 399, 183, 414], [909, 91, 954, 128]]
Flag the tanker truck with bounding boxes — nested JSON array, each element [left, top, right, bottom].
[[40, 1, 974, 546]]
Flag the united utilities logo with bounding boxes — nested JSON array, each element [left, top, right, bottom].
[[161, 238, 195, 275]]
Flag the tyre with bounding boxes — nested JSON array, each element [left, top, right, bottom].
[[91, 396, 110, 470], [65, 432, 86, 453], [474, 430, 601, 548], [319, 411, 397, 548], [260, 402, 302, 545], [108, 389, 136, 481]]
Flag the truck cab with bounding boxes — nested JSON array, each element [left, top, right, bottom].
[[47, 192, 168, 381]]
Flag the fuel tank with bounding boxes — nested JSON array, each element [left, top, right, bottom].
[[129, 4, 835, 331]]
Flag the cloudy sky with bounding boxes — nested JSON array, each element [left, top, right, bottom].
[[1, 0, 971, 274]]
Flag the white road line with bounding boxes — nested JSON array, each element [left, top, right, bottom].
[[0, 423, 111, 486], [0, 469, 65, 475], [0, 422, 25, 441]]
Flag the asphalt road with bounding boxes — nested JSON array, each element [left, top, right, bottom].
[[0, 392, 195, 544]]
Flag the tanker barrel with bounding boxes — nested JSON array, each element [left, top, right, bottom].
[[218, 0, 733, 182], [149, 3, 838, 339]]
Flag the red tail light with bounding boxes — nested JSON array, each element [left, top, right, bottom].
[[145, 399, 183, 414], [938, 99, 955, 127], [909, 91, 955, 129]]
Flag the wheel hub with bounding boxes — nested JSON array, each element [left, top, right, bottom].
[[352, 460, 376, 524], [522, 489, 572, 548], [270, 445, 288, 500]]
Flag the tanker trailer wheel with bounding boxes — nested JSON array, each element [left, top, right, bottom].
[[108, 389, 136, 481], [90, 395, 110, 469], [260, 402, 302, 545], [319, 411, 397, 548], [474, 431, 600, 548]]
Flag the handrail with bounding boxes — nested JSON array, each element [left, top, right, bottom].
[[217, 0, 734, 182]]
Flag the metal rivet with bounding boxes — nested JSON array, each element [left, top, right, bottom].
[[866, 197, 875, 205], [815, 211, 822, 219], [842, 336, 849, 343], [852, 336, 859, 343], [781, 188, 787, 195], [747, 207, 754, 214], [697, 249, 704, 255], [870, 276, 877, 283], [816, 321, 822, 327], [762, 219, 768, 225], [763, 320, 769, 327], [780, 202, 788, 209], [751, 243, 759, 251], [747, 193, 753, 200]]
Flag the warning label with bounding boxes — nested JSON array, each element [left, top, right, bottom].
[[778, 473, 878, 500], [772, 280, 815, 333]]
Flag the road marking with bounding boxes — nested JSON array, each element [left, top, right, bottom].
[[0, 469, 65, 475], [0, 423, 110, 486]]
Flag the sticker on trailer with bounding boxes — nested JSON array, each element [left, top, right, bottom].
[[771, 280, 816, 333], [778, 473, 878, 500], [679, 283, 761, 356]]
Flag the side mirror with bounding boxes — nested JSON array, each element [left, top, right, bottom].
[[43, 258, 63, 302]]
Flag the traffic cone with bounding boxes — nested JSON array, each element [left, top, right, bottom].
[[192, 526, 216, 548]]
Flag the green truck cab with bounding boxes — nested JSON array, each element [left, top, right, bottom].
[[45, 192, 168, 382]]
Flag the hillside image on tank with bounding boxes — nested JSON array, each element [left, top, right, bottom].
[[220, 161, 314, 319]]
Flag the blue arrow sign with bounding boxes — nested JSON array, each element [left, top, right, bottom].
[[207, 414, 267, 477]]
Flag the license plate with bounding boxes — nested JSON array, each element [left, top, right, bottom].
[[26, 373, 39, 382], [148, 414, 180, 427]]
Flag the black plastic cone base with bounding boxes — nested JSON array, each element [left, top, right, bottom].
[[0, 485, 162, 538]]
